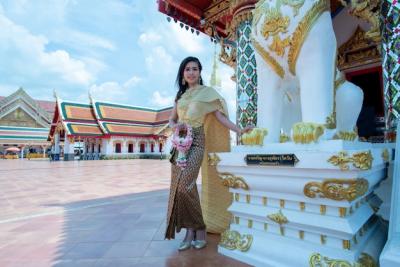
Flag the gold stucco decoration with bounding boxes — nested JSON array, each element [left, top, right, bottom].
[[333, 131, 358, 141], [261, 7, 290, 39], [279, 131, 290, 143], [218, 172, 249, 190], [219, 230, 253, 252], [309, 252, 377, 267], [208, 153, 221, 166], [252, 38, 285, 78], [269, 36, 291, 57], [304, 178, 369, 202], [241, 128, 268, 146], [292, 122, 324, 144], [328, 151, 373, 171], [267, 209, 288, 225], [339, 0, 380, 43], [382, 149, 389, 163]]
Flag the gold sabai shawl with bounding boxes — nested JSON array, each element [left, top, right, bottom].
[[178, 85, 232, 233]]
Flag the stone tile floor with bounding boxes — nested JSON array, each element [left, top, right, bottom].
[[0, 159, 251, 267]]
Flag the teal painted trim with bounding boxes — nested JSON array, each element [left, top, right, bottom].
[[0, 135, 47, 140], [95, 101, 172, 114], [0, 126, 49, 132], [103, 122, 153, 127]]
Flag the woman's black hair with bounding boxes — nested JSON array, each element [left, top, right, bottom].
[[174, 56, 203, 102]]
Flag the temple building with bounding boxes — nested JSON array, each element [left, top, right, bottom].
[[0, 88, 54, 158], [158, 0, 395, 142], [48, 94, 172, 161]]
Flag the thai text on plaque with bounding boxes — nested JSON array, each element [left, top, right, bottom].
[[245, 154, 299, 166]]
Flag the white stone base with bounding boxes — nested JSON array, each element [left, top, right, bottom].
[[219, 221, 386, 267], [216, 141, 393, 266]]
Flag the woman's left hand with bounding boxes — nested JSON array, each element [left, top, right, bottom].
[[239, 125, 254, 135]]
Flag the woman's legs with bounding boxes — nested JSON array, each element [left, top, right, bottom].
[[195, 229, 206, 241], [183, 228, 195, 242]]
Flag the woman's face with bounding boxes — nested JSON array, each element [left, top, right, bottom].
[[183, 61, 200, 87]]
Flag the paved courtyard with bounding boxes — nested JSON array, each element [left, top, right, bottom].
[[0, 159, 250, 267]]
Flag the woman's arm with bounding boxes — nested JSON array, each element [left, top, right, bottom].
[[169, 102, 179, 128], [214, 110, 252, 134]]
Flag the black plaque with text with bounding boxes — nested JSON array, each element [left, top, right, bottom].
[[245, 154, 299, 167]]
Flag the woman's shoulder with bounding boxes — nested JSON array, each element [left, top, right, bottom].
[[198, 85, 221, 96]]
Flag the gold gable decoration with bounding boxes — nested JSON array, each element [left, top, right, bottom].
[[0, 108, 39, 127], [337, 26, 381, 70]]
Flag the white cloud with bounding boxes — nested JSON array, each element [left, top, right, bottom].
[[151, 91, 174, 107], [138, 31, 161, 45], [56, 29, 116, 51], [89, 82, 125, 102], [123, 75, 142, 88], [86, 74, 142, 102], [145, 46, 173, 72], [169, 23, 205, 53], [0, 12, 94, 86]]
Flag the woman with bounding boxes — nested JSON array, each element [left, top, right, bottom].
[[165, 56, 252, 250]]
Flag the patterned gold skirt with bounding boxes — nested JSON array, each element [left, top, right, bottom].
[[165, 126, 206, 239]]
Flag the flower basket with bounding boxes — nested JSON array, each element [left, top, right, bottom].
[[171, 123, 193, 169]]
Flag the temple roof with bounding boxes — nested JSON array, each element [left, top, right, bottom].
[[93, 101, 170, 125], [0, 88, 54, 128], [0, 125, 48, 142], [49, 97, 173, 139], [64, 122, 103, 136], [157, 0, 344, 40], [100, 122, 164, 136], [59, 102, 97, 122]]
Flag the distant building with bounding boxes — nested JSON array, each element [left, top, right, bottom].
[[48, 94, 172, 161], [0, 88, 54, 158]]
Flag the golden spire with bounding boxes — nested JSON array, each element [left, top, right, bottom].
[[210, 44, 221, 88]]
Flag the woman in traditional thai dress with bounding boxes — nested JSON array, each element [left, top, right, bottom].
[[165, 56, 252, 251]]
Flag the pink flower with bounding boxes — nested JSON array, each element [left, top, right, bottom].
[[171, 123, 193, 169]]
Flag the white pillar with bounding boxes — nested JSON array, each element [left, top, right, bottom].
[[54, 133, 60, 154], [135, 139, 140, 153], [122, 139, 128, 154], [380, 124, 400, 266], [63, 135, 75, 161], [20, 146, 24, 159]]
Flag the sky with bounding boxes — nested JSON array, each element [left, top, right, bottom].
[[0, 0, 237, 120]]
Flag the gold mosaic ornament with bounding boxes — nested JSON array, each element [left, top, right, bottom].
[[218, 172, 249, 190], [219, 230, 253, 252], [208, 153, 221, 166], [292, 122, 324, 144], [309, 252, 377, 267], [304, 178, 369, 201], [267, 209, 289, 225], [328, 151, 373, 170]]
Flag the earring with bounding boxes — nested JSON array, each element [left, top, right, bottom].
[[181, 78, 186, 85]]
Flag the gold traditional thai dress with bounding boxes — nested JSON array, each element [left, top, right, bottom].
[[165, 85, 232, 239]]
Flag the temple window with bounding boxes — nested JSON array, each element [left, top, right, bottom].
[[115, 143, 121, 153], [140, 143, 145, 153], [128, 143, 134, 153]]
